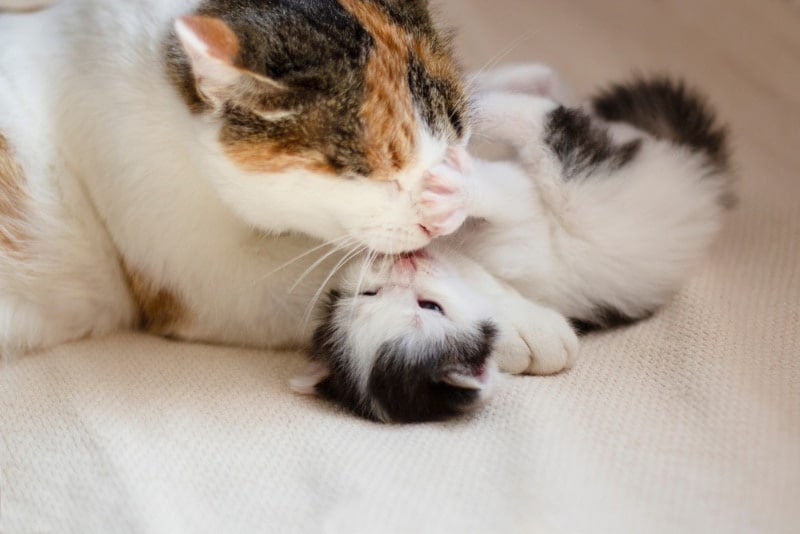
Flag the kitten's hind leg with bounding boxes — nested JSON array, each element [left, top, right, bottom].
[[448, 254, 579, 375], [470, 92, 559, 149], [494, 296, 579, 375], [468, 63, 573, 102]]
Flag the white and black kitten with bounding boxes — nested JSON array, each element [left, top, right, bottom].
[[295, 67, 734, 423]]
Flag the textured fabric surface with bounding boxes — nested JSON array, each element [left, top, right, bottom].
[[2, 0, 799, 533]]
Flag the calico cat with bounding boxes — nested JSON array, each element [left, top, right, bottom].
[[0, 0, 472, 356], [298, 68, 734, 423]]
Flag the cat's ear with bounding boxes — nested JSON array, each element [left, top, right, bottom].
[[439, 364, 490, 391], [174, 15, 284, 107], [289, 362, 331, 396]]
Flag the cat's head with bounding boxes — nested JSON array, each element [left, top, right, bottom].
[[292, 251, 500, 423], [165, 0, 470, 253]]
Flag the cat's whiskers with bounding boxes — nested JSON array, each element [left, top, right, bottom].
[[464, 30, 537, 95], [302, 244, 366, 328], [349, 245, 379, 321], [287, 236, 357, 294], [261, 234, 352, 280]]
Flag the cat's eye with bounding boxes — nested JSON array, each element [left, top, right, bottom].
[[361, 291, 378, 297], [418, 300, 444, 315]]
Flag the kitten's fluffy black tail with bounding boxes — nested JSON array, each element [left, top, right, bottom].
[[591, 77, 731, 177], [538, 77, 736, 331]]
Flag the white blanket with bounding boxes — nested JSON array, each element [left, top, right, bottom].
[[1, 0, 798, 532]]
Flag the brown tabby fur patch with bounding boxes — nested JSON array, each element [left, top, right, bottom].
[[412, 36, 463, 91], [164, 0, 468, 178], [339, 0, 417, 178], [121, 261, 187, 335], [0, 133, 28, 255], [222, 140, 334, 175]]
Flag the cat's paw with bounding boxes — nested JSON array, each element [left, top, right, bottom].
[[416, 149, 471, 238], [494, 303, 579, 376]]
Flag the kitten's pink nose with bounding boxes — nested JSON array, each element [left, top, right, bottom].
[[446, 146, 473, 174]]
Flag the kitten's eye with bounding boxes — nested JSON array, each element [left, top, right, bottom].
[[361, 290, 378, 297], [418, 300, 444, 315]]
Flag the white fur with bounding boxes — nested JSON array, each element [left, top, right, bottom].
[[0, 0, 54, 12], [327, 65, 731, 381], [466, 90, 730, 322], [0, 1, 466, 357]]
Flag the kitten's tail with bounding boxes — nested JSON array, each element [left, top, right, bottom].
[[540, 77, 736, 331], [591, 76, 735, 206]]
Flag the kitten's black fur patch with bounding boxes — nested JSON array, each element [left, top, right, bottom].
[[558, 77, 734, 331], [591, 76, 735, 208], [591, 77, 730, 173], [366, 322, 497, 423], [570, 307, 654, 335], [544, 107, 643, 180], [310, 290, 497, 423]]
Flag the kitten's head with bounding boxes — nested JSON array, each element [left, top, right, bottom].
[[165, 0, 470, 253], [293, 252, 500, 423]]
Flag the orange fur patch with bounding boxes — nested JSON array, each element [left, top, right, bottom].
[[0, 133, 28, 255], [412, 36, 463, 91], [339, 0, 418, 179], [121, 261, 187, 335], [222, 140, 335, 175]]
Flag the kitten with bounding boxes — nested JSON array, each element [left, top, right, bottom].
[[0, 0, 470, 356], [298, 67, 734, 423]]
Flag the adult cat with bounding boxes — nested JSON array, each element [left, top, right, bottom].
[[302, 71, 734, 422], [0, 0, 472, 356]]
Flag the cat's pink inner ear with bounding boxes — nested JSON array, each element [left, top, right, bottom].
[[175, 15, 240, 65], [174, 15, 285, 104], [174, 15, 244, 104], [289, 362, 331, 396]]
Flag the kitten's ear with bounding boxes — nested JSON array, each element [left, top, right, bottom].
[[174, 15, 283, 107], [290, 362, 331, 396], [440, 365, 489, 391]]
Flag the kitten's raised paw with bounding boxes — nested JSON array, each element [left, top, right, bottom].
[[416, 157, 469, 239], [494, 303, 579, 376]]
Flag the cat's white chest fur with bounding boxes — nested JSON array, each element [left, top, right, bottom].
[[0, 0, 472, 356]]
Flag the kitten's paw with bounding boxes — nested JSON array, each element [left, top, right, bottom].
[[416, 150, 471, 238], [495, 305, 579, 375]]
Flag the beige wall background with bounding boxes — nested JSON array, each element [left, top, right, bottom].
[[1, 1, 798, 533]]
